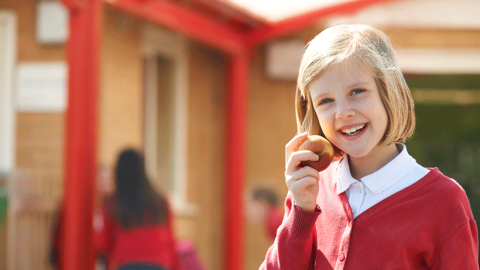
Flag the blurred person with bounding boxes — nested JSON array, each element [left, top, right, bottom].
[[97, 164, 115, 199], [245, 187, 283, 241], [261, 24, 478, 269], [49, 204, 62, 268], [50, 165, 115, 270], [94, 164, 114, 270], [175, 240, 207, 270], [97, 149, 178, 270]]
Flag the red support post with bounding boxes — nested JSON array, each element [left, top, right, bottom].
[[60, 0, 102, 269], [226, 50, 249, 270]]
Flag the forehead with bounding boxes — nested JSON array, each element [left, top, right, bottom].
[[309, 59, 375, 96]]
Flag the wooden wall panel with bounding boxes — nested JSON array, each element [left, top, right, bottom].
[[1, 0, 65, 184], [1, 0, 66, 62], [13, 113, 64, 270], [100, 7, 145, 167], [186, 42, 227, 270], [16, 113, 64, 196], [384, 28, 480, 49], [0, 0, 65, 268], [246, 45, 297, 269]]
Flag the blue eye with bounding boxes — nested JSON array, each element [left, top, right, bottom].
[[352, 89, 364, 95], [319, 98, 333, 105]]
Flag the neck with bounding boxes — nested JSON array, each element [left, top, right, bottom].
[[348, 143, 401, 180]]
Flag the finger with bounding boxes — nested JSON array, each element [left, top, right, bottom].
[[285, 132, 308, 164], [286, 150, 319, 173], [289, 176, 318, 194], [285, 165, 319, 186]]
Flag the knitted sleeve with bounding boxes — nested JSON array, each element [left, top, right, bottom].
[[260, 192, 320, 270], [430, 218, 479, 270]]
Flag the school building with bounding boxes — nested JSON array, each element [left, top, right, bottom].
[[0, 0, 479, 269]]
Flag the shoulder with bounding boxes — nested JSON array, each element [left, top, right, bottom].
[[419, 168, 474, 222], [423, 168, 468, 200]]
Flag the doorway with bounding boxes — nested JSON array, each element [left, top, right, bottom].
[[142, 25, 197, 216]]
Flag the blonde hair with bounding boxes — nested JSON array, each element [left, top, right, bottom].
[[295, 24, 415, 158]]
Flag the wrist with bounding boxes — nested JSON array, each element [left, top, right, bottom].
[[299, 205, 316, 212], [294, 201, 318, 212], [285, 203, 321, 239]]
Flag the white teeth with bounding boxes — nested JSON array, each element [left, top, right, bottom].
[[342, 124, 365, 134]]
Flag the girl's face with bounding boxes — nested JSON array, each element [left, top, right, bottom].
[[308, 59, 388, 159]]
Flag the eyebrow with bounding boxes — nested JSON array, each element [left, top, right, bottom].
[[311, 81, 371, 102], [346, 81, 371, 89]]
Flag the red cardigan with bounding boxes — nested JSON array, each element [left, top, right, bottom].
[[266, 208, 284, 240], [261, 162, 479, 269], [97, 205, 179, 270]]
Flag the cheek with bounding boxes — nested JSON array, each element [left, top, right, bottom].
[[315, 110, 335, 137], [374, 102, 389, 127], [246, 201, 264, 222]]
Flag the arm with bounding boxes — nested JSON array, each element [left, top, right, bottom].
[[261, 133, 324, 270], [97, 205, 114, 257], [431, 219, 479, 270], [260, 192, 319, 270]]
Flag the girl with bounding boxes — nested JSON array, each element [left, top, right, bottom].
[[97, 149, 178, 270], [260, 25, 478, 269]]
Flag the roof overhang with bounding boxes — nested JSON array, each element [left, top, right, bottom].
[[106, 0, 401, 54]]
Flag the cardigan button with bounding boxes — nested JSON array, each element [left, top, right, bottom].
[[339, 253, 346, 262]]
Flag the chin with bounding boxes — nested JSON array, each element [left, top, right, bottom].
[[340, 146, 372, 159]]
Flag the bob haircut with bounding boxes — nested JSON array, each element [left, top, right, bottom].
[[295, 24, 415, 158]]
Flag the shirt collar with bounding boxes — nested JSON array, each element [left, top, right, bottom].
[[336, 143, 416, 195], [336, 157, 358, 194]]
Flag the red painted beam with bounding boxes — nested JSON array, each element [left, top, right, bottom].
[[60, 0, 102, 269], [246, 0, 400, 47], [191, 0, 268, 28], [109, 0, 246, 55], [225, 51, 249, 270]]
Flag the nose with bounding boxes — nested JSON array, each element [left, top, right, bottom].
[[335, 99, 355, 120]]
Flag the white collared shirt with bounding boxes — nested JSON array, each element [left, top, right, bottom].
[[336, 143, 430, 219]]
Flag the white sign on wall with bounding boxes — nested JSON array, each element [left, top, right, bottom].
[[17, 62, 67, 112], [266, 39, 305, 80], [37, 1, 68, 44]]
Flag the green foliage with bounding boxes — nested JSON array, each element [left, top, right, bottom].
[[0, 173, 7, 227], [405, 74, 480, 247]]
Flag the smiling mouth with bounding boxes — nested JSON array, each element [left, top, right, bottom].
[[340, 123, 367, 136]]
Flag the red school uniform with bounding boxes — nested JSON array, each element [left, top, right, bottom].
[[97, 204, 179, 270], [261, 161, 479, 270]]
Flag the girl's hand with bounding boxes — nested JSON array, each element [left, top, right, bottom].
[[285, 132, 320, 212]]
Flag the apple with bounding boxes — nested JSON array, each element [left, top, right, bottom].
[[296, 135, 334, 172]]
